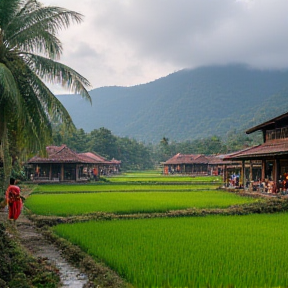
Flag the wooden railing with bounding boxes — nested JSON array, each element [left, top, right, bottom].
[[266, 127, 288, 141]]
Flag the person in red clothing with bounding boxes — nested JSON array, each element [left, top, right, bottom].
[[5, 178, 23, 221]]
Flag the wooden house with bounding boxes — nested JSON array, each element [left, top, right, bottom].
[[163, 153, 226, 176], [224, 111, 288, 192], [26, 145, 121, 182]]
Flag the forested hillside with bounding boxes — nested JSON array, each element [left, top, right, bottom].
[[57, 65, 288, 143]]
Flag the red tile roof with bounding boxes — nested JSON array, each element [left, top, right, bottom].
[[28, 145, 121, 165], [164, 153, 225, 165], [78, 152, 110, 164], [110, 158, 121, 164], [28, 145, 83, 163]]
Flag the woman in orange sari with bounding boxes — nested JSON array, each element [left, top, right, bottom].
[[5, 178, 23, 221]]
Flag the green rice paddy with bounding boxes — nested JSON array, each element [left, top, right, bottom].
[[26, 172, 287, 287], [25, 190, 256, 216], [32, 183, 220, 193], [53, 213, 288, 288], [107, 175, 222, 183]]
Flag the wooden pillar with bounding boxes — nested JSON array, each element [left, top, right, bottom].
[[249, 162, 253, 191], [61, 164, 64, 181], [274, 159, 280, 182], [76, 165, 79, 181], [241, 160, 245, 187], [224, 164, 228, 186], [49, 164, 52, 180], [261, 160, 266, 181]]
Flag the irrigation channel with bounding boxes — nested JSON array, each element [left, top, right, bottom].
[[0, 209, 89, 288]]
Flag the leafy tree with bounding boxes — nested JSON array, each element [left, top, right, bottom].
[[116, 137, 153, 170], [87, 127, 118, 159], [0, 0, 91, 193], [225, 130, 260, 152], [52, 126, 154, 170], [156, 137, 173, 162]]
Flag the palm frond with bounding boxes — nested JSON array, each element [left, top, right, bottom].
[[23, 53, 92, 102], [23, 63, 76, 128], [0, 63, 21, 109], [3, 57, 52, 152], [9, 29, 63, 60], [0, 0, 20, 29], [6, 4, 83, 59]]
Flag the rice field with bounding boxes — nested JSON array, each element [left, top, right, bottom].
[[107, 175, 222, 183], [25, 190, 256, 216], [27, 172, 285, 287], [32, 183, 220, 194], [53, 213, 288, 288]]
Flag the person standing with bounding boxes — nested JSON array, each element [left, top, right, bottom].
[[5, 178, 23, 221]]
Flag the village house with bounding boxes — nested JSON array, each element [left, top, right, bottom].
[[163, 153, 226, 176], [224, 111, 288, 193], [26, 144, 121, 182]]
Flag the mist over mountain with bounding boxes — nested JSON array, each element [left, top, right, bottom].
[[57, 65, 288, 143]]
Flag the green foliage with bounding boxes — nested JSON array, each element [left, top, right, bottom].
[[53, 214, 288, 288], [166, 135, 227, 155], [88, 127, 117, 158], [53, 125, 154, 170]]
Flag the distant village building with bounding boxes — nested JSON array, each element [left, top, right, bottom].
[[26, 145, 121, 182], [224, 111, 288, 193], [162, 153, 226, 176]]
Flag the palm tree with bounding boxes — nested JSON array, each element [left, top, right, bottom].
[[0, 0, 91, 191]]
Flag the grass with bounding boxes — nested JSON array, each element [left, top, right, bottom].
[[53, 213, 288, 288], [25, 190, 256, 216]]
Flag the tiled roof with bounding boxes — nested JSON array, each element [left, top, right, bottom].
[[78, 152, 110, 164], [164, 153, 203, 165], [28, 145, 121, 165], [110, 158, 121, 164], [164, 153, 226, 165], [28, 145, 83, 164], [224, 139, 288, 160]]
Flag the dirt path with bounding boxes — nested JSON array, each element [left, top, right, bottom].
[[0, 209, 88, 288]]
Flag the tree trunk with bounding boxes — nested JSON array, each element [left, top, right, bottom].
[[0, 123, 11, 196]]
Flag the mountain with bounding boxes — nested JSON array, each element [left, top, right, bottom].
[[57, 65, 288, 143]]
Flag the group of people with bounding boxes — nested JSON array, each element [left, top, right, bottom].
[[229, 173, 240, 187]]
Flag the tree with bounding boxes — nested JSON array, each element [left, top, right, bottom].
[[0, 0, 91, 193], [87, 128, 118, 159], [157, 137, 173, 162]]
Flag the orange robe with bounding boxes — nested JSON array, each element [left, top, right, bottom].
[[5, 185, 23, 220]]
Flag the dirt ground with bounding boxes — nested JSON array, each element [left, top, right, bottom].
[[0, 208, 88, 288]]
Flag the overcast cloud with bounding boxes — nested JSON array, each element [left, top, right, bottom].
[[40, 0, 288, 93]]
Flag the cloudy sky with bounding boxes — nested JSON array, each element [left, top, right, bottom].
[[41, 0, 288, 93]]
